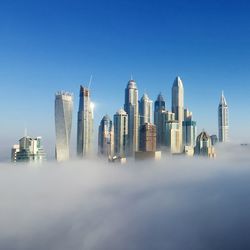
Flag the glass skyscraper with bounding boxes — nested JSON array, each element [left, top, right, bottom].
[[77, 86, 94, 157], [55, 92, 73, 161], [154, 93, 166, 148]]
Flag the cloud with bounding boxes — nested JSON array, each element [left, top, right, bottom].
[[0, 147, 250, 250]]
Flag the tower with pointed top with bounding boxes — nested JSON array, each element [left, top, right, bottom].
[[124, 79, 139, 155], [77, 86, 94, 157], [172, 76, 184, 123], [139, 93, 153, 126], [218, 91, 229, 142], [172, 76, 184, 151]]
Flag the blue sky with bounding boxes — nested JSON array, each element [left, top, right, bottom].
[[0, 0, 250, 159]]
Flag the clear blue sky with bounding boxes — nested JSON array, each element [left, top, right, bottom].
[[0, 0, 250, 159]]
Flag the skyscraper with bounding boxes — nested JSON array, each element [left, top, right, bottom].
[[77, 86, 94, 157], [154, 93, 166, 148], [139, 123, 156, 152], [195, 131, 216, 157], [55, 92, 73, 162], [124, 79, 139, 155], [139, 93, 153, 126], [98, 115, 114, 157], [218, 91, 229, 142], [113, 109, 128, 157], [172, 76, 184, 150], [182, 108, 196, 147], [165, 121, 181, 154], [172, 76, 184, 122], [15, 136, 46, 162]]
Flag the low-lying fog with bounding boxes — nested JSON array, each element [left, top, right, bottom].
[[0, 144, 250, 250]]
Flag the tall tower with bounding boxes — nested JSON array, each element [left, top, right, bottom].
[[139, 93, 153, 126], [172, 76, 184, 122], [55, 92, 73, 161], [182, 108, 197, 147], [114, 109, 128, 157], [218, 91, 229, 142], [77, 86, 93, 157], [124, 79, 139, 155], [98, 115, 114, 157], [154, 93, 166, 148], [172, 76, 184, 149]]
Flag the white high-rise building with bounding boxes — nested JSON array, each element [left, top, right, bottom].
[[218, 91, 229, 142], [98, 115, 114, 158], [172, 76, 184, 122], [165, 121, 181, 154], [114, 109, 128, 157], [15, 136, 46, 162], [139, 93, 153, 125], [77, 86, 93, 157], [55, 92, 73, 161], [124, 79, 139, 155], [172, 76, 184, 150]]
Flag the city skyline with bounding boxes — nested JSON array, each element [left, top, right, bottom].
[[1, 0, 250, 160], [11, 75, 224, 162]]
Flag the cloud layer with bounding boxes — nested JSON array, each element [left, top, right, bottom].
[[1, 147, 250, 250]]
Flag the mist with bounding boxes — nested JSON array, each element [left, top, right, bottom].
[[1, 146, 250, 250]]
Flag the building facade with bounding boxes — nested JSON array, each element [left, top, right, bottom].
[[139, 123, 156, 152], [55, 92, 73, 161]]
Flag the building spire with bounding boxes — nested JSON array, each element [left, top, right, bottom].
[[88, 75, 93, 90], [220, 90, 227, 106]]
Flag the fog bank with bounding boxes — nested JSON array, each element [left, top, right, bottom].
[[0, 152, 250, 250]]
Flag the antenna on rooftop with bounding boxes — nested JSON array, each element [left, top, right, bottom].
[[88, 75, 93, 90]]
